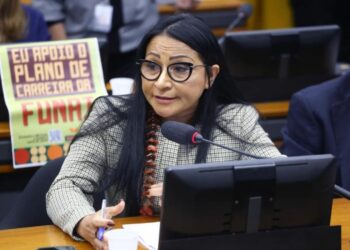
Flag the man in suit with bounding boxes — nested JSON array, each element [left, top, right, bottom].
[[281, 70, 350, 191]]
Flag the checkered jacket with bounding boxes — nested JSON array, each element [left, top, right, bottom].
[[46, 96, 282, 237]]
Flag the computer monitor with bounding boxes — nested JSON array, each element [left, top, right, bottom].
[[159, 154, 337, 247], [221, 25, 340, 102]]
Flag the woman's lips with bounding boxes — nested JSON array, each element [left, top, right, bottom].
[[155, 95, 176, 104]]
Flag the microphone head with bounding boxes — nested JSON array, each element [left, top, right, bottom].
[[238, 3, 253, 18], [161, 121, 201, 145]]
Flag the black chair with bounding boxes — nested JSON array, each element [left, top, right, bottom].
[[0, 157, 103, 229], [0, 157, 65, 229]]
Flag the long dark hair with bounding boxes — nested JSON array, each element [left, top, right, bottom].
[[0, 0, 26, 42], [75, 14, 244, 215]]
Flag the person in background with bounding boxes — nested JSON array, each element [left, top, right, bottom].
[[281, 70, 350, 191], [0, 0, 49, 123], [0, 0, 49, 43], [46, 14, 281, 249], [32, 0, 198, 81]]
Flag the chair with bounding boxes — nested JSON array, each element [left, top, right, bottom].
[[0, 157, 103, 229]]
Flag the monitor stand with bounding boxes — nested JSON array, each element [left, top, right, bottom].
[[159, 225, 341, 250]]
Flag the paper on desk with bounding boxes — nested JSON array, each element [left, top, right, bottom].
[[123, 222, 160, 250]]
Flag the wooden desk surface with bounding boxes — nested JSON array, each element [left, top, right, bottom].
[[0, 121, 9, 139], [254, 100, 289, 118], [158, 0, 242, 13], [0, 199, 349, 250], [0, 216, 158, 250], [158, 0, 243, 37]]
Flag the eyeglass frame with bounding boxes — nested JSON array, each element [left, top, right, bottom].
[[136, 59, 210, 83]]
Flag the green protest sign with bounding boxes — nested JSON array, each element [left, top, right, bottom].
[[0, 38, 107, 168]]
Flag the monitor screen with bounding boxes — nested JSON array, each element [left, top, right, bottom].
[[159, 154, 336, 244], [221, 25, 340, 102]]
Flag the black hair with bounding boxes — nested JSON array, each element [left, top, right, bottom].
[[74, 14, 244, 215]]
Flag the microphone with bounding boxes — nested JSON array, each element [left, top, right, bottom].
[[225, 3, 253, 33], [161, 121, 350, 200], [161, 120, 265, 159], [218, 3, 253, 46]]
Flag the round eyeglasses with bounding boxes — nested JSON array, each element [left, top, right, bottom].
[[136, 59, 208, 83]]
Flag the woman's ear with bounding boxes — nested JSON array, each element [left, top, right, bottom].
[[206, 64, 220, 88]]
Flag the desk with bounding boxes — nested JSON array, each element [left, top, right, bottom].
[[254, 100, 289, 118], [0, 216, 158, 250], [0, 198, 349, 250], [0, 122, 9, 139], [158, 0, 243, 37], [0, 102, 289, 139], [0, 101, 290, 172], [158, 0, 242, 13], [0, 121, 12, 173]]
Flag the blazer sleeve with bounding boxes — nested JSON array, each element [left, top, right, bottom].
[[281, 92, 323, 156], [46, 97, 111, 237]]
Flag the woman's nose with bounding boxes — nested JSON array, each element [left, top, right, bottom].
[[154, 68, 172, 89]]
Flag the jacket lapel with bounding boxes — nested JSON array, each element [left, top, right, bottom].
[[331, 79, 350, 190]]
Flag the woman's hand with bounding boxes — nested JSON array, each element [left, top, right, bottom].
[[147, 182, 163, 198], [76, 200, 125, 250]]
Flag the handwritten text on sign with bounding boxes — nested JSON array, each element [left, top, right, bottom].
[[8, 43, 94, 99]]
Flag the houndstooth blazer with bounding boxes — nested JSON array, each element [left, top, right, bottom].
[[46, 96, 282, 237]]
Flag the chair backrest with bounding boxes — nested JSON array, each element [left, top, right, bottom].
[[0, 156, 105, 229], [0, 157, 65, 229]]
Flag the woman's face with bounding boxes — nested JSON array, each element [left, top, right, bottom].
[[141, 35, 219, 123]]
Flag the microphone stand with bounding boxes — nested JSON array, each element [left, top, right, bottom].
[[197, 135, 350, 200], [225, 12, 246, 34], [334, 185, 350, 200], [196, 136, 265, 159], [218, 4, 252, 46]]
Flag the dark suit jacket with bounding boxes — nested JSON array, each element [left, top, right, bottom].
[[282, 70, 350, 190]]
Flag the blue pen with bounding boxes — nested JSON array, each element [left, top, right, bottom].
[[97, 199, 107, 240]]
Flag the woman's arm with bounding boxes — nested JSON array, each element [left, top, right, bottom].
[[46, 97, 127, 240]]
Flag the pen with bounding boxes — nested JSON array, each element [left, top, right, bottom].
[[97, 199, 107, 240]]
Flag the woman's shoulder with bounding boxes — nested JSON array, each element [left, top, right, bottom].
[[218, 103, 258, 121], [91, 95, 131, 112], [215, 103, 259, 134], [82, 95, 130, 124]]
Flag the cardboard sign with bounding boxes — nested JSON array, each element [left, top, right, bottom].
[[0, 38, 107, 168]]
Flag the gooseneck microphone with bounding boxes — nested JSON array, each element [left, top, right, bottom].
[[161, 120, 265, 159], [161, 120, 350, 200], [334, 185, 350, 200], [225, 3, 253, 34], [218, 3, 253, 45]]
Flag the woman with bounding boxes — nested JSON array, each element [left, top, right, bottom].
[[0, 0, 49, 126], [32, 0, 196, 80], [47, 14, 281, 249], [0, 0, 49, 43]]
